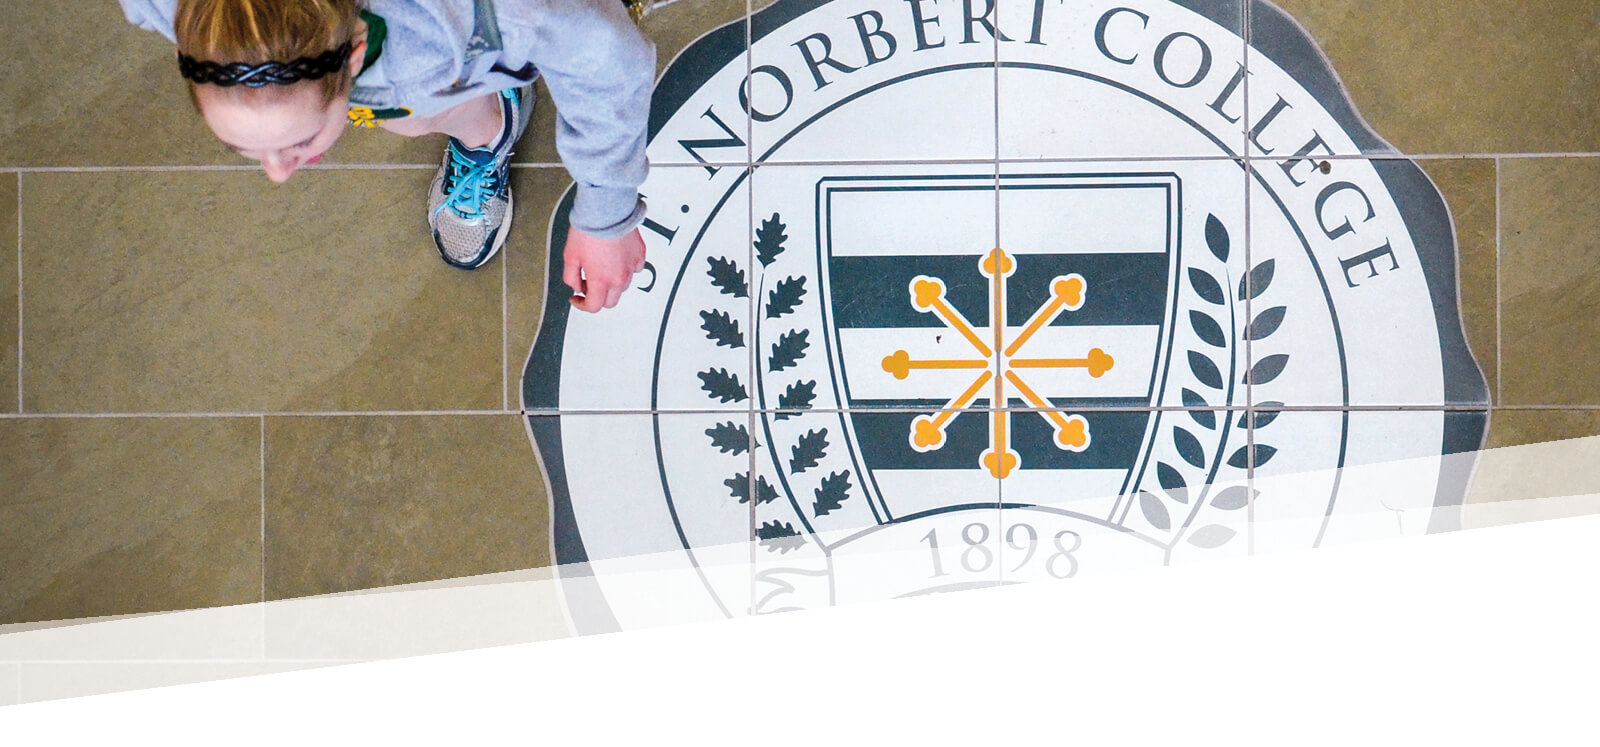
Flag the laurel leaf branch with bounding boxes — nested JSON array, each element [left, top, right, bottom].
[[1146, 214, 1242, 547], [1229, 252, 1286, 480]]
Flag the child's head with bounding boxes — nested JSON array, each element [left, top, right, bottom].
[[175, 0, 366, 182]]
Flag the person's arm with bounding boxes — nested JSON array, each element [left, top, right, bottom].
[[522, 0, 656, 311], [118, 0, 179, 43]]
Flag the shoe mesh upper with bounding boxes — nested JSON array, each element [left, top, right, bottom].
[[427, 84, 535, 268]]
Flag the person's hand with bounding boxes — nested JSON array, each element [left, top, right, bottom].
[[563, 226, 646, 313]]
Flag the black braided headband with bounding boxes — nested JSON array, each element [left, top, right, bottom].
[[178, 42, 353, 87]]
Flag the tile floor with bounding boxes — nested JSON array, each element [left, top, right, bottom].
[[2, 0, 1598, 627]]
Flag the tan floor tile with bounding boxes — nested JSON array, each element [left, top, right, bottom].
[[0, 417, 261, 626], [0, 3, 440, 168], [1, 174, 15, 413], [1499, 158, 1600, 406], [264, 415, 547, 600], [1420, 159, 1498, 398], [1485, 408, 1600, 449], [1264, 0, 1600, 155], [22, 171, 501, 414], [506, 168, 575, 408], [643, 0, 749, 75]]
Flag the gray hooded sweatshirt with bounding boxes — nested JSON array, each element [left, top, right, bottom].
[[118, 0, 654, 238]]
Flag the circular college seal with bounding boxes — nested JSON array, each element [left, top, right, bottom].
[[524, 0, 1488, 630]]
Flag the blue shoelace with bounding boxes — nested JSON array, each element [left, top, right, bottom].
[[433, 141, 502, 222]]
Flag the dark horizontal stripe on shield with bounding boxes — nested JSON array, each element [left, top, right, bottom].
[[847, 396, 1152, 409], [847, 410, 1148, 471], [829, 254, 1170, 329]]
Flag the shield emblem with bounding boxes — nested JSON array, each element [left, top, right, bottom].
[[749, 169, 1186, 537]]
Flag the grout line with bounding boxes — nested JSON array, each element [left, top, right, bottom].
[[985, 17, 998, 582], [746, 0, 753, 170], [7, 659, 368, 665], [2, 164, 440, 174], [1243, 5, 1256, 557], [746, 408, 757, 614], [502, 225, 510, 413], [259, 415, 268, 657], [0, 409, 523, 419], [770, 156, 1226, 167], [15, 171, 20, 414], [0, 152, 1589, 176], [993, 19, 1004, 580], [0, 403, 1544, 419], [1241, 0, 1252, 162], [1, 152, 1597, 177], [259, 415, 266, 602], [0, 403, 1551, 419], [737, 404, 1504, 415], [753, 152, 1600, 167], [746, 0, 757, 616], [1495, 157, 1503, 408]]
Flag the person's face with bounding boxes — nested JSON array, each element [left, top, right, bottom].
[[189, 30, 366, 184], [198, 85, 350, 183]]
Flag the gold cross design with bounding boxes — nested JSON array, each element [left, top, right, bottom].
[[881, 248, 1114, 478]]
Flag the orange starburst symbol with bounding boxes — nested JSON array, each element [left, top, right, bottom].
[[881, 248, 1114, 478]]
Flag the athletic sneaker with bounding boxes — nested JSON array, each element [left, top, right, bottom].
[[427, 83, 536, 270]]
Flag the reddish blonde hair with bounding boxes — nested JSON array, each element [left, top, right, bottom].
[[175, 0, 363, 110]]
